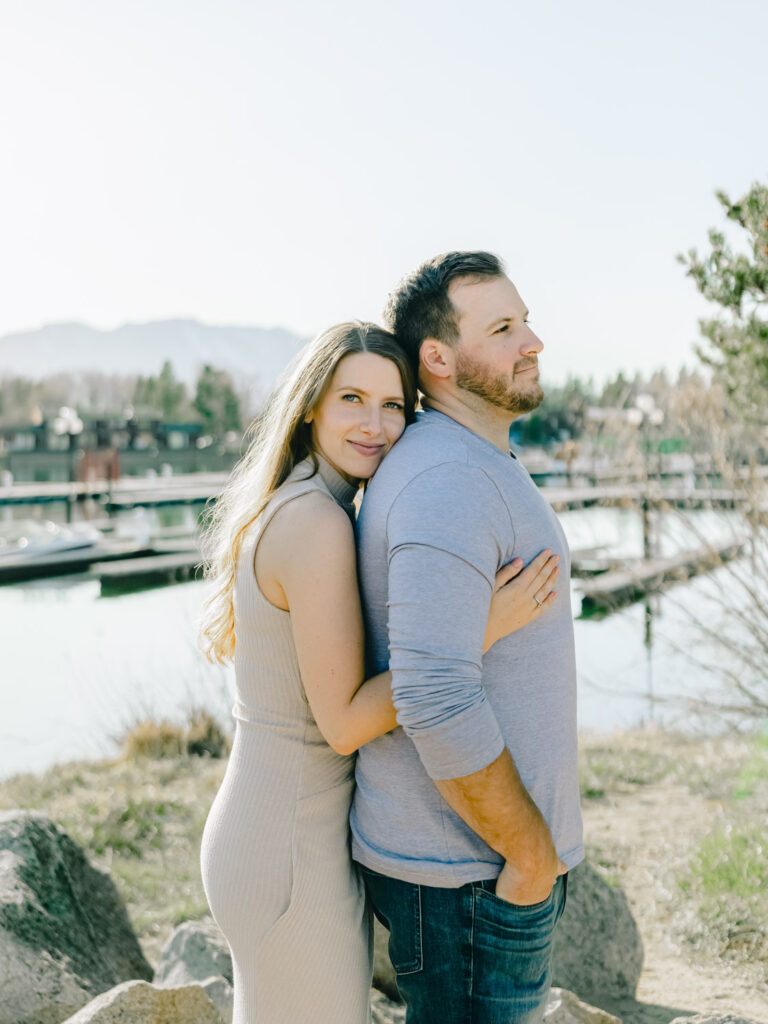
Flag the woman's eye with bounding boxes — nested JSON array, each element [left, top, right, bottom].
[[341, 393, 360, 402], [384, 401, 404, 410], [494, 325, 509, 334]]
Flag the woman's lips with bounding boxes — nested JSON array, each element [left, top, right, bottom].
[[348, 440, 385, 457]]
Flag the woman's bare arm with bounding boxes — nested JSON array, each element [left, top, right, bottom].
[[256, 492, 396, 755]]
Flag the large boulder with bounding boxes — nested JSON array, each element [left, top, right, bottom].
[[552, 861, 643, 1000], [0, 810, 152, 1024], [60, 980, 224, 1023], [155, 919, 233, 987]]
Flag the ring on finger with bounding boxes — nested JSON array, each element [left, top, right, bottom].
[[533, 592, 544, 607]]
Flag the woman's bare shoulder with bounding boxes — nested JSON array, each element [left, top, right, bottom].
[[258, 489, 354, 572]]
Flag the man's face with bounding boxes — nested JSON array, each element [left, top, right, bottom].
[[448, 274, 544, 415]]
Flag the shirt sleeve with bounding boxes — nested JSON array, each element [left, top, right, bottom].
[[386, 462, 511, 780]]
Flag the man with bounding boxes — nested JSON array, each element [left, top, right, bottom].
[[351, 252, 584, 1022]]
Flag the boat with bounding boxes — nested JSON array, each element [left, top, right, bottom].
[[0, 519, 103, 561]]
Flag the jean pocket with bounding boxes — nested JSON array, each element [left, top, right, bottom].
[[475, 881, 555, 916]]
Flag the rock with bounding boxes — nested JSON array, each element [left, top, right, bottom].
[[198, 975, 234, 1023], [0, 811, 153, 1024], [669, 1016, 757, 1024], [371, 987, 406, 1023], [545, 988, 622, 1024], [155, 918, 233, 987], [552, 861, 643, 1000], [60, 979, 224, 1023]]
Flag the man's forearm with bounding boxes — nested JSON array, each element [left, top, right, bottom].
[[433, 748, 556, 871]]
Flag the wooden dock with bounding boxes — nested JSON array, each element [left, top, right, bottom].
[[0, 473, 227, 510], [94, 550, 203, 593], [0, 540, 156, 584], [1, 475, 755, 515], [578, 539, 746, 614], [0, 534, 201, 585]]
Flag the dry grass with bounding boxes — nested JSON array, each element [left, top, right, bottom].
[[120, 709, 231, 762]]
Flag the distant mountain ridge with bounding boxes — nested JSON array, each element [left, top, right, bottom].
[[0, 319, 309, 393]]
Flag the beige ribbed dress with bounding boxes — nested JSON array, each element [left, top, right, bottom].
[[200, 457, 372, 1024]]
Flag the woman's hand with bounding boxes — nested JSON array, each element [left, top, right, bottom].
[[483, 550, 560, 653]]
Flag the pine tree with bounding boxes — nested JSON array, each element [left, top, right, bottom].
[[680, 181, 768, 422]]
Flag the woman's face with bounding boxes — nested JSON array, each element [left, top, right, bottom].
[[306, 352, 407, 484]]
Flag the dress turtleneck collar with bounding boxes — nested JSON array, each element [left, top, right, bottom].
[[313, 452, 359, 507], [291, 452, 359, 510]]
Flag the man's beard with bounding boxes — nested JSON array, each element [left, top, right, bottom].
[[455, 351, 544, 414]]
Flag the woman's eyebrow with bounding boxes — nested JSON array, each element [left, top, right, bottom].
[[334, 385, 403, 401]]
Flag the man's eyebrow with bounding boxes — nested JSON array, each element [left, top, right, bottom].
[[487, 311, 529, 330]]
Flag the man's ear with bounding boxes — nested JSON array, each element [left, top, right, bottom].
[[420, 338, 454, 380]]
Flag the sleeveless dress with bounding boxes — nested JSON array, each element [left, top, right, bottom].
[[200, 457, 372, 1024]]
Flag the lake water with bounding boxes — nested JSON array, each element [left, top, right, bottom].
[[0, 503, 759, 780]]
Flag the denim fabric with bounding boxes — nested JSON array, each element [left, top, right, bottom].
[[362, 867, 567, 1024]]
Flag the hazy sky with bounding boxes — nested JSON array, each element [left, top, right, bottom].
[[1, 0, 766, 384]]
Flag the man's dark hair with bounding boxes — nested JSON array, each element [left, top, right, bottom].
[[383, 251, 505, 371]]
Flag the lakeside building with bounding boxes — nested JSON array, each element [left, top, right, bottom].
[[0, 413, 239, 483]]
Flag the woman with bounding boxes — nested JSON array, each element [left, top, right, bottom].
[[198, 322, 559, 1024]]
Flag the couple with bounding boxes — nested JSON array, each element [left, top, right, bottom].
[[199, 251, 584, 1024]]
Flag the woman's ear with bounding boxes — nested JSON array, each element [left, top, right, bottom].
[[304, 409, 314, 425]]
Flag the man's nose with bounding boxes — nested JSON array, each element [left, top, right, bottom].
[[521, 327, 544, 355]]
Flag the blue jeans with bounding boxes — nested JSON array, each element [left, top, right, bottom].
[[362, 867, 567, 1024]]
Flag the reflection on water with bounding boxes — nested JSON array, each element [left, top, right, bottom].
[[1, 504, 760, 780]]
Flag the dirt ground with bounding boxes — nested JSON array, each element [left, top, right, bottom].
[[1, 726, 766, 1023], [579, 730, 768, 1024]]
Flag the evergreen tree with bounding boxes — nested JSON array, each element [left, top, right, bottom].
[[157, 361, 187, 419], [193, 365, 242, 437], [680, 181, 768, 422]]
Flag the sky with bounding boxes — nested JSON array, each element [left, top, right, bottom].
[[0, 0, 766, 385]]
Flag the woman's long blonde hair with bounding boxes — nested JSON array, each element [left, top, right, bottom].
[[197, 321, 416, 663]]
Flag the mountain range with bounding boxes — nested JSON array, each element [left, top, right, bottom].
[[0, 319, 309, 393]]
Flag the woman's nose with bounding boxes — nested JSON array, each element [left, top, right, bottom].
[[360, 407, 382, 434]]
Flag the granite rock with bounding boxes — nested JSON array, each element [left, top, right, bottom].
[[0, 811, 152, 1024], [60, 979, 224, 1023]]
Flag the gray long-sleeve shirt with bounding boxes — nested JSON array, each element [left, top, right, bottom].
[[350, 409, 584, 887]]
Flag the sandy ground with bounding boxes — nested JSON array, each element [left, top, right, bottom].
[[579, 734, 768, 1024]]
